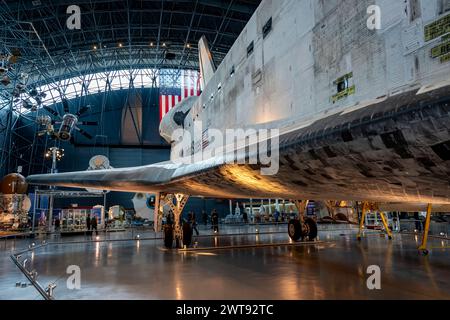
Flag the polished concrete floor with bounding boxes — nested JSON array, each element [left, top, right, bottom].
[[0, 224, 449, 300]]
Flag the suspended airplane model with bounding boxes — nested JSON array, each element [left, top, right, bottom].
[[27, 0, 450, 253]]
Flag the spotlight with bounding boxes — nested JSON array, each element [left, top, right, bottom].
[[440, 232, 445, 236], [118, 43, 123, 48], [96, 236, 100, 241], [93, 45, 97, 50]]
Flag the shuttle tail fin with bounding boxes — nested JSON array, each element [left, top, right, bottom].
[[198, 36, 216, 89]]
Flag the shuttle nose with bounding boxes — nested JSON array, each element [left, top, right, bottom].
[[159, 96, 197, 143]]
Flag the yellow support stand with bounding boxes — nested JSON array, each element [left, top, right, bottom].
[[357, 202, 368, 241], [379, 211, 393, 240], [418, 204, 433, 255], [357, 202, 393, 241]]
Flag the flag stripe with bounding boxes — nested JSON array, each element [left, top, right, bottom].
[[160, 70, 202, 122]]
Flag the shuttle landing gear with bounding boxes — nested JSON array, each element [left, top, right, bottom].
[[160, 193, 190, 249], [288, 220, 302, 241], [288, 200, 318, 241]]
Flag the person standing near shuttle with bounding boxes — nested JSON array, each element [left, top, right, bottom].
[[211, 210, 219, 233]]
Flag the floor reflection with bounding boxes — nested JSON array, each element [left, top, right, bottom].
[[1, 225, 449, 300]]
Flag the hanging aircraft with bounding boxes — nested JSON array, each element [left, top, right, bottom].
[[27, 0, 450, 252]]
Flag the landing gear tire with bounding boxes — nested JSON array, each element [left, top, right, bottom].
[[305, 218, 318, 241], [421, 249, 429, 256], [288, 220, 302, 241], [164, 225, 173, 249], [183, 222, 193, 247], [388, 236, 393, 240]]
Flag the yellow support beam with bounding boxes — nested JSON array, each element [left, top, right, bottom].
[[379, 211, 393, 240], [357, 202, 368, 241], [418, 204, 433, 255]]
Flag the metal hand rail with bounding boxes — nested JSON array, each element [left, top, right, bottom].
[[10, 242, 54, 300]]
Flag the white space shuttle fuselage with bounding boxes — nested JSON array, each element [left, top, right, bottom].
[[28, 0, 450, 206], [161, 0, 450, 160]]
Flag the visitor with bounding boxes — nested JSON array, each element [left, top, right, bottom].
[[243, 210, 248, 224], [54, 218, 60, 231], [166, 211, 174, 225], [211, 209, 219, 233], [91, 216, 98, 236], [414, 212, 422, 232], [190, 212, 199, 236], [86, 215, 91, 233], [274, 210, 280, 223]]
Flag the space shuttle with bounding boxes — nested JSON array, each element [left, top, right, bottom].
[[27, 0, 450, 246]]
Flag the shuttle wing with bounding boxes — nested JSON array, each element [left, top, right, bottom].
[[27, 86, 450, 205]]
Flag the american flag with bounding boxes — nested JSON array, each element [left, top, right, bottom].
[[159, 70, 202, 121]]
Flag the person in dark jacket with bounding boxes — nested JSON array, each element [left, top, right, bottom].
[[211, 209, 219, 233], [54, 218, 60, 231], [86, 215, 91, 232], [189, 212, 199, 236], [243, 210, 248, 224], [91, 216, 98, 236], [414, 212, 423, 232]]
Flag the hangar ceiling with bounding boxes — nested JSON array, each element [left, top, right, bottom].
[[0, 0, 261, 86]]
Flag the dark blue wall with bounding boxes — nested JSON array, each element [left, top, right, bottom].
[[13, 88, 232, 216]]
